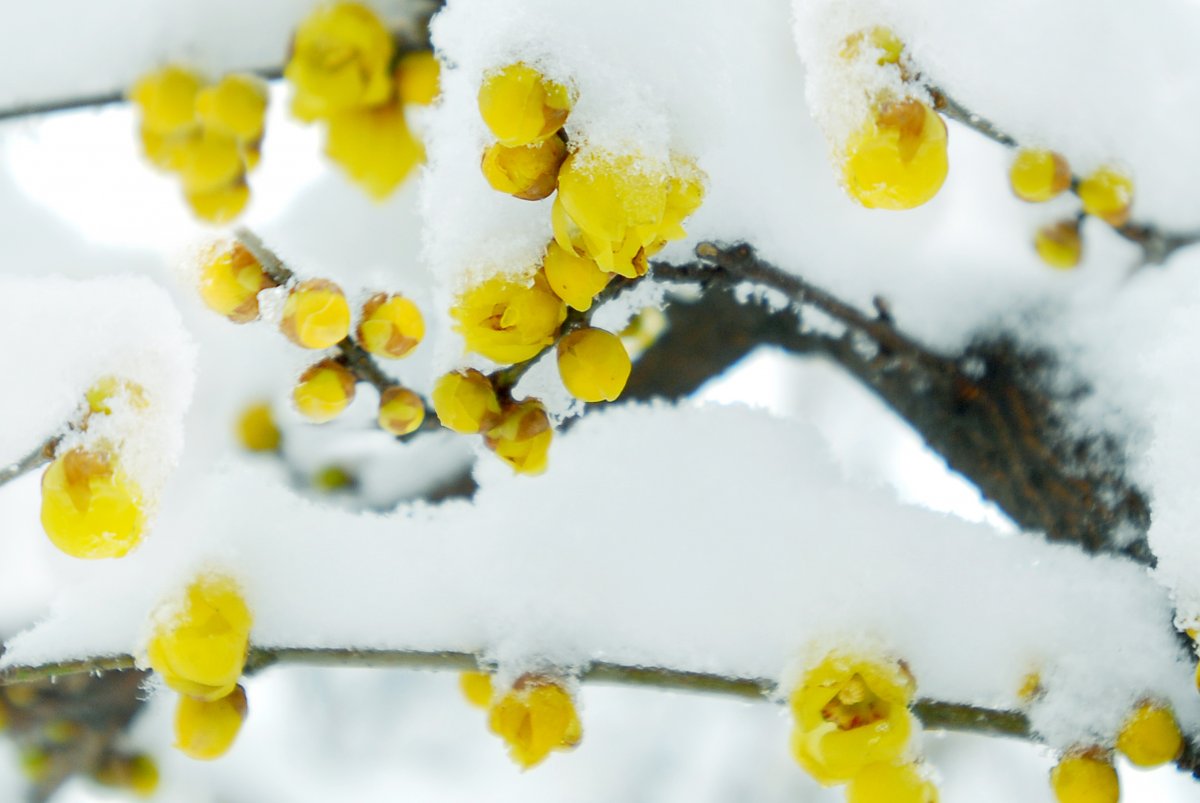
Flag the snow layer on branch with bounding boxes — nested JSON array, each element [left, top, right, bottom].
[[3, 404, 1194, 751], [0, 276, 195, 505]]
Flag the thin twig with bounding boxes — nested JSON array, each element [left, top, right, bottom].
[[0, 437, 59, 490]]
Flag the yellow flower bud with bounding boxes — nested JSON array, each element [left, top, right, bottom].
[[847, 762, 938, 803], [483, 399, 553, 475], [139, 126, 193, 171], [841, 26, 906, 66], [357, 293, 424, 359], [542, 241, 611, 311], [174, 129, 244, 194], [378, 386, 425, 436], [481, 137, 567, 201], [1050, 750, 1119, 803], [1116, 702, 1183, 767], [94, 753, 160, 797], [196, 74, 268, 142], [285, 1, 395, 121], [478, 62, 573, 147], [1034, 220, 1082, 270], [19, 749, 50, 782], [557, 327, 631, 403], [85, 376, 149, 417], [396, 50, 440, 106], [313, 465, 354, 492], [129, 65, 203, 134], [431, 370, 502, 434], [1010, 149, 1071, 203], [487, 676, 581, 769], [324, 102, 425, 199], [461, 671, 494, 708], [1078, 166, 1133, 227], [842, 98, 948, 210], [198, 242, 276, 323], [41, 448, 145, 560], [451, 270, 566, 364], [293, 359, 357, 423], [147, 574, 253, 702], [790, 652, 916, 785], [185, 179, 252, 225], [281, 279, 352, 349], [619, 306, 667, 356], [235, 402, 281, 452], [174, 685, 247, 761]]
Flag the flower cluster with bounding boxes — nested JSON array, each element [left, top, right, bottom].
[[129, 66, 267, 223], [835, 28, 948, 211], [789, 650, 937, 802], [285, 2, 439, 198], [145, 574, 253, 761], [460, 671, 582, 769], [431, 370, 550, 474]]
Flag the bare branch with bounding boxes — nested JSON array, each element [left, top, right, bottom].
[[0, 438, 58, 490]]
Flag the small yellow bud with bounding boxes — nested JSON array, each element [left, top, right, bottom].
[[481, 137, 567, 201], [235, 402, 281, 452], [94, 753, 160, 797], [198, 242, 276, 323], [378, 386, 425, 436], [313, 465, 354, 492], [846, 762, 938, 803], [619, 306, 666, 356], [324, 102, 425, 200], [41, 448, 145, 560], [483, 399, 552, 475], [174, 129, 244, 194], [1017, 670, 1043, 703], [841, 26, 906, 66], [1116, 702, 1183, 767], [1050, 750, 1119, 803], [185, 179, 252, 225], [487, 676, 581, 769], [396, 50, 440, 106], [175, 685, 247, 761], [451, 270, 566, 364], [139, 126, 193, 171], [85, 376, 148, 417], [196, 74, 268, 142], [461, 670, 495, 708], [842, 97, 948, 210], [19, 748, 51, 782], [1010, 149, 1071, 203], [293, 359, 357, 423], [281, 279, 352, 349], [357, 293, 424, 359], [542, 241, 611, 311], [130, 65, 203, 134], [478, 63, 573, 147], [1078, 166, 1134, 227], [1034, 220, 1082, 270], [285, 1, 395, 121], [147, 574, 253, 702], [557, 328, 631, 403], [431, 370, 502, 434]]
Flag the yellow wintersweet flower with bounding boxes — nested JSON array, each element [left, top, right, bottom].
[[478, 62, 573, 147], [1050, 750, 1119, 803], [196, 74, 269, 142], [138, 126, 194, 171], [235, 402, 281, 452], [842, 97, 948, 210], [293, 359, 357, 423], [41, 448, 145, 560], [790, 651, 916, 785], [483, 399, 553, 475], [396, 50, 440, 106], [146, 574, 253, 702], [377, 387, 425, 436], [1078, 166, 1133, 227], [649, 156, 707, 253], [487, 677, 581, 769], [285, 1, 395, 121], [481, 137, 567, 201], [1010, 149, 1071, 203], [451, 270, 566, 364], [356, 293, 424, 359], [846, 762, 938, 803], [174, 685, 247, 761], [1034, 220, 1082, 270], [129, 65, 203, 134], [557, 327, 631, 403], [1116, 701, 1183, 767], [281, 279, 352, 349], [174, 129, 244, 193], [185, 179, 252, 225], [324, 102, 425, 199], [542, 241, 611, 312], [197, 241, 277, 323], [431, 370, 502, 434], [85, 376, 148, 417], [841, 26, 905, 66], [461, 671, 494, 708]]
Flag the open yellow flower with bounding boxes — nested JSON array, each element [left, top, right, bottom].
[[285, 1, 395, 121], [790, 651, 916, 785], [487, 676, 581, 769], [451, 270, 565, 364]]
